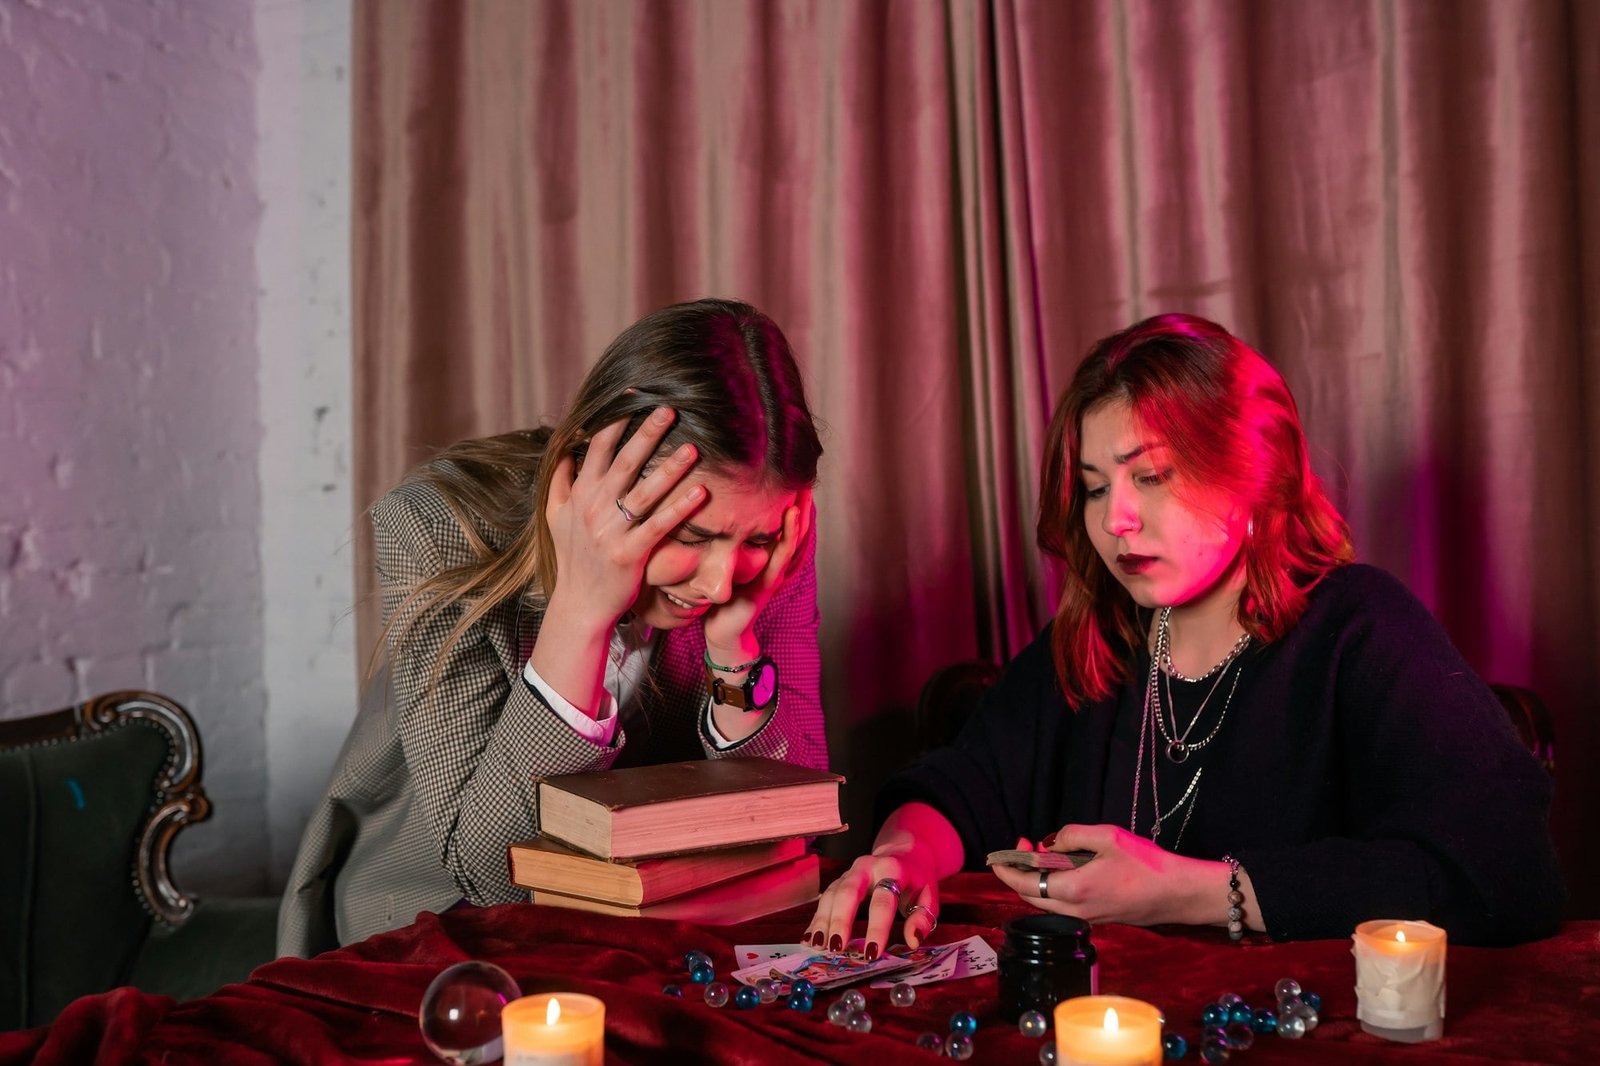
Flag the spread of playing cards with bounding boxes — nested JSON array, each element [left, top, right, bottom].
[[730, 935, 996, 993]]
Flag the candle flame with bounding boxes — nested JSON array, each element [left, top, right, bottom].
[[1104, 1007, 1120, 1032], [1396, 929, 1407, 944], [546, 998, 561, 1025]]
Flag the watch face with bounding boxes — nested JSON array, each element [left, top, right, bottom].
[[750, 661, 779, 708]]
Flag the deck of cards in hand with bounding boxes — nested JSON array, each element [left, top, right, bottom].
[[509, 757, 845, 924]]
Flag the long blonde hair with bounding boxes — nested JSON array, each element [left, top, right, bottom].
[[382, 299, 823, 674]]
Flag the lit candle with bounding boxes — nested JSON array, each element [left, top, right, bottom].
[[1054, 995, 1163, 1066], [1352, 919, 1446, 1043], [501, 993, 605, 1065]]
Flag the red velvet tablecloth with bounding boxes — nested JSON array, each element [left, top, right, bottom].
[[3, 873, 1595, 1064]]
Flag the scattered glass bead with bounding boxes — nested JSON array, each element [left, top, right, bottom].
[[915, 1032, 944, 1053], [1224, 1022, 1255, 1051], [1250, 1008, 1277, 1034], [735, 986, 760, 1010], [689, 963, 715, 985], [683, 950, 713, 972], [891, 982, 918, 1008], [418, 961, 521, 1066], [1216, 992, 1244, 1011], [1039, 1044, 1058, 1064], [703, 982, 730, 1008], [1200, 1039, 1231, 1064], [945, 1032, 975, 1060], [1162, 1033, 1189, 1059], [1274, 978, 1301, 1004], [1303, 992, 1322, 1013], [1018, 1009, 1049, 1039], [786, 992, 814, 1011], [842, 989, 868, 1013], [828, 999, 853, 1025], [1202, 1026, 1228, 1046], [1227, 1003, 1251, 1025], [1300, 1011, 1320, 1033], [1277, 1014, 1307, 1039], [848, 1011, 874, 1033], [1277, 994, 1303, 1016], [755, 978, 779, 1004], [1201, 1004, 1227, 1028], [949, 1010, 979, 1035], [661, 983, 683, 998], [792, 978, 816, 998]]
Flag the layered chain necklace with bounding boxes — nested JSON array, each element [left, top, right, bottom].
[[1130, 608, 1251, 850]]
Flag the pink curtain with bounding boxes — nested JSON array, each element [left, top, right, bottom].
[[353, 0, 1600, 912]]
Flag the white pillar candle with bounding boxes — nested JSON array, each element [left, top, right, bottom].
[[1352, 919, 1446, 1043]]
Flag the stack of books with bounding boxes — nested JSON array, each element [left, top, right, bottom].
[[509, 757, 846, 924]]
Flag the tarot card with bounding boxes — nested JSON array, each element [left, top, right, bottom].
[[731, 947, 918, 991], [868, 935, 995, 987]]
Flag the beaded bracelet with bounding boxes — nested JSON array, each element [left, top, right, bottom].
[[703, 649, 763, 673], [1223, 853, 1246, 941]]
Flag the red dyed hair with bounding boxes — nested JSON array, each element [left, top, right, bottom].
[[1038, 314, 1354, 708]]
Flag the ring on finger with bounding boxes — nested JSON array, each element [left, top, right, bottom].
[[614, 497, 643, 523], [1038, 870, 1051, 900], [872, 877, 904, 901], [902, 902, 938, 934]]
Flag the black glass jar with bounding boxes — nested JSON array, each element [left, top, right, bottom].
[[997, 914, 1098, 1023]]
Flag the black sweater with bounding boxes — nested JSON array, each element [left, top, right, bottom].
[[880, 565, 1565, 944]]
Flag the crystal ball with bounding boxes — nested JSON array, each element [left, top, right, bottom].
[[915, 1032, 944, 1053], [1039, 1044, 1058, 1065], [842, 989, 868, 1013], [847, 1011, 874, 1033], [417, 961, 521, 1066], [1018, 1009, 1049, 1038], [1274, 977, 1301, 1004], [704, 982, 730, 1008], [891, 982, 917, 1008], [945, 1032, 975, 1060], [949, 1010, 979, 1035]]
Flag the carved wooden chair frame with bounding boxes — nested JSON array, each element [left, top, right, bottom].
[[0, 690, 211, 925]]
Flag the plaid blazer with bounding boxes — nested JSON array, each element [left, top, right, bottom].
[[277, 471, 826, 957]]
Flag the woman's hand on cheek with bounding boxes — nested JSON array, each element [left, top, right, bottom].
[[702, 487, 812, 653], [543, 410, 703, 626], [989, 824, 1210, 927]]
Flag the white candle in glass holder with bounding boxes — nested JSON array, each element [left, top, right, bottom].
[[1352, 919, 1446, 1043]]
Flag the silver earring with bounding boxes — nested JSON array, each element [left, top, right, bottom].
[[1247, 517, 1255, 538]]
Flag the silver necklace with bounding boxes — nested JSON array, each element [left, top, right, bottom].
[[1152, 608, 1249, 764]]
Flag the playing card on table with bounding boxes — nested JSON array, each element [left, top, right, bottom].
[[731, 947, 919, 991], [868, 935, 996, 987], [733, 943, 809, 968]]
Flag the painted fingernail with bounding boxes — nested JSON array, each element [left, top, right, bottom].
[[829, 935, 843, 952], [865, 942, 879, 961], [1041, 832, 1057, 848], [652, 407, 672, 425]]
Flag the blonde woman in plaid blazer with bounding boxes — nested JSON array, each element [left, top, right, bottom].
[[279, 300, 827, 956]]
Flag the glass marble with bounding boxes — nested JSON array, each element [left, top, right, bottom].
[[1277, 1014, 1307, 1039], [1274, 978, 1301, 1004], [418, 961, 521, 1066], [683, 950, 713, 971], [1250, 1008, 1277, 1034], [786, 992, 814, 1011], [915, 1032, 944, 1053], [703, 982, 730, 1008], [792, 978, 816, 998], [848, 1011, 874, 1033], [1018, 1010, 1049, 1038], [1299, 1010, 1319, 1032], [1303, 992, 1322, 1013], [842, 989, 868, 1013], [1277, 994, 1303, 1016], [1201, 1004, 1228, 1028], [755, 979, 779, 1004], [1038, 1044, 1058, 1065], [1216, 992, 1244, 1011], [945, 1032, 975, 1060], [1224, 1022, 1255, 1051], [735, 986, 760, 1010], [891, 982, 917, 1008], [828, 999, 853, 1025], [689, 963, 715, 985], [1227, 1004, 1251, 1025], [1162, 1033, 1189, 1059], [660, 983, 683, 997], [1200, 1039, 1231, 1064], [949, 1010, 979, 1035]]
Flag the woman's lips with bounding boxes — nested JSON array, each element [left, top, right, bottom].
[[1116, 554, 1156, 576]]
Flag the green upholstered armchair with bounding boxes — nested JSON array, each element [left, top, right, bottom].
[[0, 690, 280, 1029]]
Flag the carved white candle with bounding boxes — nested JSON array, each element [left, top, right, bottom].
[[1352, 920, 1446, 1043]]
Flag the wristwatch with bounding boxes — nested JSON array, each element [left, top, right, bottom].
[[706, 656, 779, 712]]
